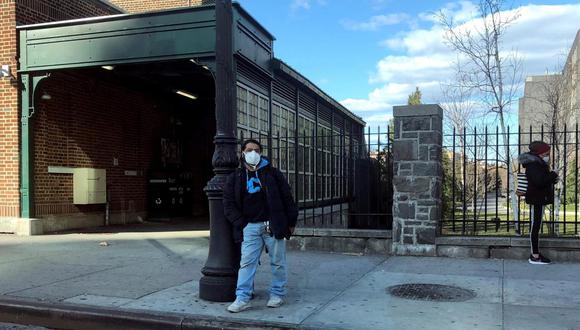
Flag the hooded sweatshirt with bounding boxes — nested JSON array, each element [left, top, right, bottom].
[[518, 152, 558, 205], [243, 158, 270, 222]]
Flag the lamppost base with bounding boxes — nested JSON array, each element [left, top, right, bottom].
[[199, 275, 237, 302]]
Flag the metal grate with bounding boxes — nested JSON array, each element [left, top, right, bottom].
[[236, 59, 270, 94], [299, 92, 316, 118], [273, 77, 296, 106], [388, 284, 476, 302]]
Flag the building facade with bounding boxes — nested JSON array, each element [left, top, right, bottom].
[[519, 29, 580, 135], [0, 0, 366, 234]]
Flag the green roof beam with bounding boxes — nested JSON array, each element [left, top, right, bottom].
[[18, 7, 217, 72]]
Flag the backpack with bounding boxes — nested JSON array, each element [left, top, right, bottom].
[[516, 173, 527, 197]]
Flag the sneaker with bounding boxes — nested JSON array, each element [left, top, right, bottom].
[[529, 254, 551, 265], [266, 296, 284, 308], [227, 299, 251, 313]]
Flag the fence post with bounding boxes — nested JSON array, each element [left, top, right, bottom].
[[392, 104, 443, 256]]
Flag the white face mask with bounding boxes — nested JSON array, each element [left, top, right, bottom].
[[244, 150, 261, 166], [542, 156, 550, 163]]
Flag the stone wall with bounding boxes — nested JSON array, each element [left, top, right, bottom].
[[392, 104, 443, 256]]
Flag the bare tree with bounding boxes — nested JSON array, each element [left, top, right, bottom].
[[441, 61, 477, 139], [440, 60, 476, 188], [438, 0, 523, 231]]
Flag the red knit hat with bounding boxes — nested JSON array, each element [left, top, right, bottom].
[[529, 141, 550, 155]]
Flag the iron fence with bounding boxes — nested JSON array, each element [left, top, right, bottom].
[[239, 126, 393, 230], [442, 125, 580, 237]]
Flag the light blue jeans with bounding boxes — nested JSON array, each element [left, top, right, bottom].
[[235, 221, 287, 302]]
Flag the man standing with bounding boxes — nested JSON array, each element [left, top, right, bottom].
[[518, 141, 559, 265], [223, 139, 298, 312]]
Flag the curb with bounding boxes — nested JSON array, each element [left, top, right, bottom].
[[0, 297, 310, 330]]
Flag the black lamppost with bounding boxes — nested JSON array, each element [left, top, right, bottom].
[[198, 0, 239, 302]]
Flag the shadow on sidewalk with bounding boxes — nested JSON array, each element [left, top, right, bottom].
[[47, 217, 210, 235]]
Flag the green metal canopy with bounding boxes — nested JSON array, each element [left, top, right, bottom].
[[16, 6, 219, 218], [18, 6, 217, 72]]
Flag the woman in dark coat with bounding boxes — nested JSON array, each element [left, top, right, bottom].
[[518, 141, 558, 264]]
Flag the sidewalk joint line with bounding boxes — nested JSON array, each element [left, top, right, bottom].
[[299, 256, 388, 327]]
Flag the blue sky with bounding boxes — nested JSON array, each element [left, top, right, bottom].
[[236, 0, 580, 129]]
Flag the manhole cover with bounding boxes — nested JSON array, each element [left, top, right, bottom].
[[387, 284, 476, 302]]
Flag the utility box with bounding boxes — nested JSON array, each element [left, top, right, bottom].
[[73, 168, 107, 204]]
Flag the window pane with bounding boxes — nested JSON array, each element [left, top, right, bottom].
[[262, 141, 268, 158], [248, 92, 259, 129], [289, 143, 295, 171], [298, 174, 304, 201], [237, 87, 247, 126], [298, 145, 304, 171], [304, 146, 310, 172], [272, 105, 280, 136], [260, 97, 269, 132], [281, 140, 287, 170], [281, 108, 287, 137], [288, 112, 296, 140], [289, 173, 295, 198]]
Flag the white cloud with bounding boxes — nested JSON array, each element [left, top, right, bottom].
[[370, 0, 391, 11], [341, 2, 580, 126], [363, 113, 394, 127], [341, 97, 390, 113], [341, 14, 409, 31], [291, 0, 311, 10], [364, 113, 393, 122], [382, 27, 448, 54], [290, 0, 327, 11], [370, 54, 452, 83], [341, 81, 442, 114]]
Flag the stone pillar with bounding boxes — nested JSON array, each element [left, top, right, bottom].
[[392, 104, 443, 256]]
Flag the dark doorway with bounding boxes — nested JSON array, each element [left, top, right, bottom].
[[32, 60, 216, 232]]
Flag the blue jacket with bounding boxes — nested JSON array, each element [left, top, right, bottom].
[[223, 157, 298, 243]]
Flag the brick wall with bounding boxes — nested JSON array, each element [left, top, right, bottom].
[[108, 0, 207, 13], [16, 0, 120, 24], [0, 0, 19, 217], [32, 71, 171, 217], [0, 1, 120, 218]]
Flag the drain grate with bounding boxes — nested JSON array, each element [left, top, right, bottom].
[[387, 283, 476, 302]]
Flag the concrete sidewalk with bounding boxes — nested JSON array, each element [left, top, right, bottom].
[[0, 227, 579, 329]]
